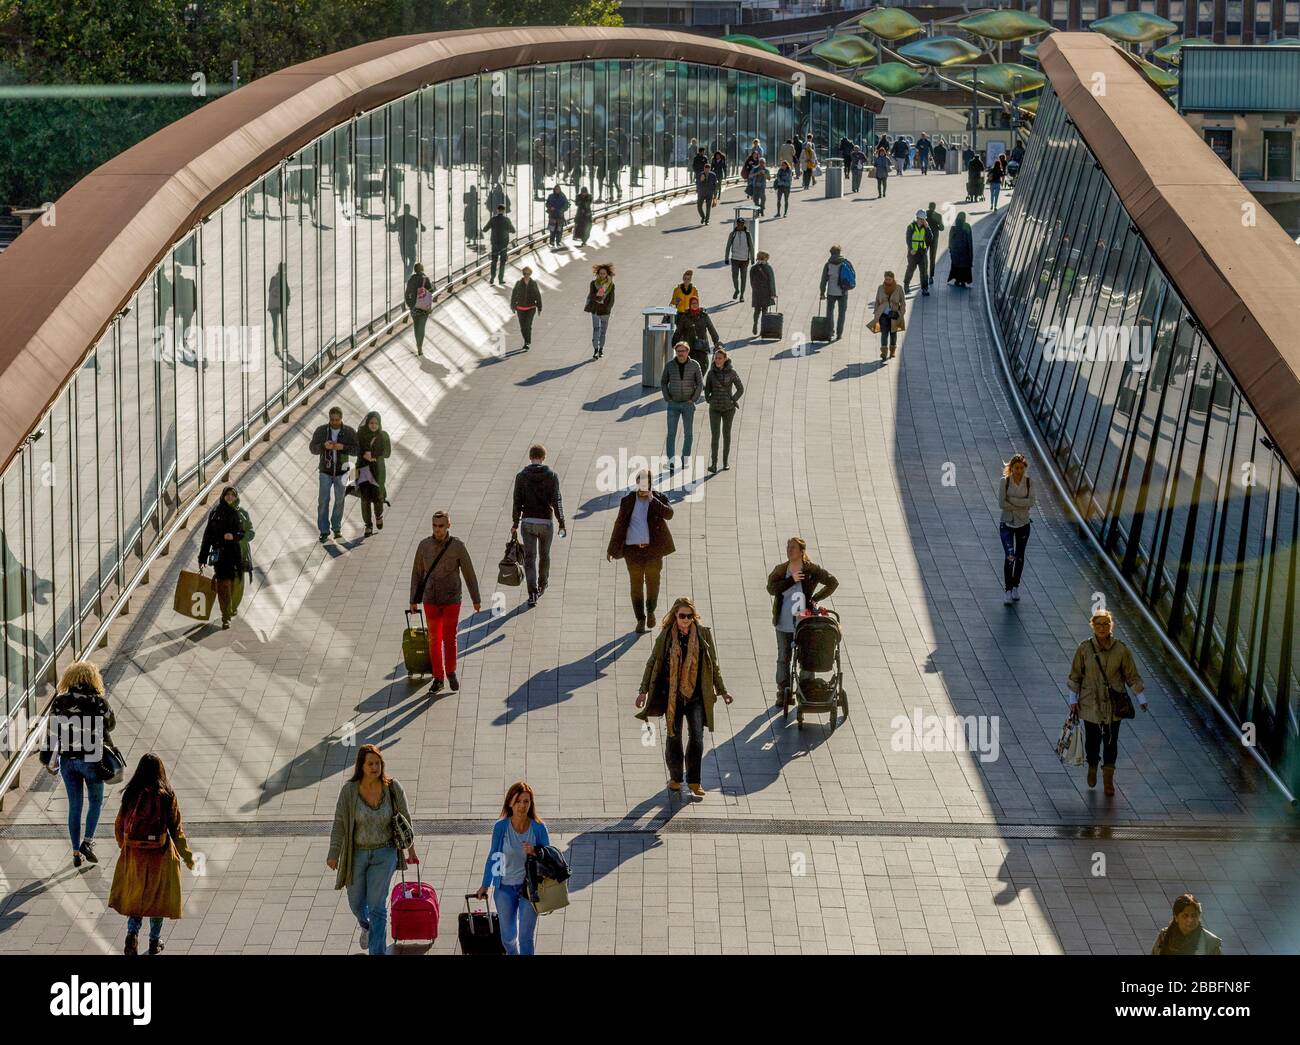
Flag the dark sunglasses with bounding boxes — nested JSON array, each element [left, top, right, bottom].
[[676, 612, 693, 621]]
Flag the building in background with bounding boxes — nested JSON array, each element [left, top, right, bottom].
[[1179, 45, 1300, 234]]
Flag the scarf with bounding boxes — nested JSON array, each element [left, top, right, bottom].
[[1158, 923, 1203, 955], [664, 624, 701, 737]]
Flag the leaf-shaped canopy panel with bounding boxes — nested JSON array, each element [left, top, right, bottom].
[[1134, 56, 1180, 89], [1019, 42, 1040, 62], [1088, 11, 1179, 43], [810, 34, 879, 67], [897, 35, 985, 67], [720, 34, 781, 55], [1151, 37, 1216, 63], [978, 62, 1048, 93], [857, 6, 925, 41], [861, 62, 927, 94], [958, 10, 1054, 41]]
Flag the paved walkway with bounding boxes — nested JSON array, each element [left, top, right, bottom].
[[3, 171, 1297, 955]]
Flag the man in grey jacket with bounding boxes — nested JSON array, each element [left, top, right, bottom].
[[660, 340, 704, 474], [408, 510, 481, 695]]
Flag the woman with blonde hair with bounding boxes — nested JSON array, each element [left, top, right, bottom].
[[476, 781, 551, 954], [39, 661, 116, 868], [326, 743, 418, 954], [997, 452, 1035, 604], [634, 597, 734, 798], [767, 538, 839, 707]]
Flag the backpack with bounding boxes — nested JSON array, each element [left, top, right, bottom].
[[121, 790, 173, 850], [838, 259, 856, 290], [414, 285, 433, 312]]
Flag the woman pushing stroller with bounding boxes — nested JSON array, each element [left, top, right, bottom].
[[766, 537, 838, 708]]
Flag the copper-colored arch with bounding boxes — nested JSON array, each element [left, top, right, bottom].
[[0, 27, 884, 475], [1039, 33, 1300, 479]]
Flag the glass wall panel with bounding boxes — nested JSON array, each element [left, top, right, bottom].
[[991, 83, 1300, 789]]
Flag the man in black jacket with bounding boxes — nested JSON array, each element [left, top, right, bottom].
[[486, 204, 515, 286], [510, 267, 543, 351], [309, 406, 359, 542], [606, 470, 676, 633], [924, 202, 945, 281], [695, 167, 718, 226], [511, 444, 567, 606]]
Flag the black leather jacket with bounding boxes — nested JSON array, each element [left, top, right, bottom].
[[525, 844, 572, 901]]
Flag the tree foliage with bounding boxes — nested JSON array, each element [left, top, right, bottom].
[[0, 0, 622, 206]]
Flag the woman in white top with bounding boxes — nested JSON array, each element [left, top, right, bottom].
[[476, 781, 552, 955], [997, 453, 1036, 603]]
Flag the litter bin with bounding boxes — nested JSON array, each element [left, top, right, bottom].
[[641, 306, 677, 388], [731, 204, 761, 255], [824, 158, 844, 199]]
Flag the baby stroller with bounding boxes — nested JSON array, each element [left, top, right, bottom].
[[1006, 159, 1021, 187], [781, 607, 849, 732], [965, 168, 985, 203]]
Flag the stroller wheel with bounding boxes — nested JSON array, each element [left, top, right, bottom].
[[797, 708, 804, 729], [840, 692, 849, 718], [828, 704, 838, 732]]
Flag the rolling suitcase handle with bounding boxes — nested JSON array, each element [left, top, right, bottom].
[[405, 609, 426, 632]]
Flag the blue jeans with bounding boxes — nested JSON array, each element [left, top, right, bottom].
[[990, 181, 1002, 209], [60, 758, 103, 851], [317, 472, 346, 536], [999, 521, 1031, 591], [346, 845, 398, 956], [494, 882, 539, 955], [665, 400, 695, 462], [775, 629, 813, 693], [127, 916, 164, 942], [591, 312, 610, 355]]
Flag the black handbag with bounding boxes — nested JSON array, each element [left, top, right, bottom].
[[1091, 642, 1135, 720], [497, 537, 525, 587], [388, 783, 415, 850]]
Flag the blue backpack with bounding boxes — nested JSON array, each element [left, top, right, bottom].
[[838, 258, 856, 290]]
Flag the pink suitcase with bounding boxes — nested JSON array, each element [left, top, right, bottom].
[[390, 860, 439, 944]]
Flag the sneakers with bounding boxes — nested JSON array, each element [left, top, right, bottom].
[[377, 518, 384, 531], [221, 618, 231, 630], [528, 592, 538, 607], [333, 531, 342, 541], [707, 463, 717, 474], [635, 619, 649, 634], [428, 677, 444, 695], [1003, 591, 1014, 605], [522, 344, 531, 352], [448, 672, 459, 692], [364, 527, 373, 537], [359, 924, 370, 951], [1011, 587, 1021, 602], [124, 932, 138, 956], [319, 533, 329, 544]]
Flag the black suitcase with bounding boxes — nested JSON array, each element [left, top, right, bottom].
[[760, 309, 783, 339], [458, 893, 505, 954], [811, 314, 833, 342]]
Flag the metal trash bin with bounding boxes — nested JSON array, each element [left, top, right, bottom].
[[824, 158, 843, 199], [731, 204, 761, 255], [642, 323, 673, 388], [946, 148, 959, 175]]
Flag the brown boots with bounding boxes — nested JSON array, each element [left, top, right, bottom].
[[1102, 766, 1115, 797], [1087, 763, 1097, 788]]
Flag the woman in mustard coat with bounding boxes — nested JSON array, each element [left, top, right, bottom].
[[108, 753, 195, 955]]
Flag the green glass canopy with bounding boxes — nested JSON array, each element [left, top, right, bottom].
[[958, 10, 1054, 42], [897, 35, 985, 67], [857, 7, 925, 41], [1134, 56, 1179, 89], [1088, 11, 1178, 43], [720, 34, 781, 55], [810, 34, 879, 67], [860, 62, 927, 94], [1019, 42, 1040, 62], [1151, 37, 1216, 63], [1019, 96, 1041, 114]]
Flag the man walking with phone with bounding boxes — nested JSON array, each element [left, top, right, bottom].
[[409, 511, 482, 695], [309, 406, 359, 543]]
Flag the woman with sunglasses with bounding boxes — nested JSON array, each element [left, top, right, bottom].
[[634, 597, 734, 798]]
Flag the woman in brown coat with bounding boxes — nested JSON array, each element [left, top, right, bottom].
[[108, 753, 195, 955]]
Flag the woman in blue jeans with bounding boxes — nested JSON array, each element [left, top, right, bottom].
[[997, 453, 1035, 603], [39, 661, 115, 868], [327, 743, 418, 955], [477, 781, 550, 955]]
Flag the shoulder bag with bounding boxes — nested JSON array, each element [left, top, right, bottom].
[[1091, 641, 1135, 719], [413, 539, 453, 605], [388, 782, 415, 851]]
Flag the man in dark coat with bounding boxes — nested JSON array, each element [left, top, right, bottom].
[[924, 202, 945, 281], [696, 168, 719, 226], [509, 266, 543, 351], [485, 204, 515, 286], [946, 212, 975, 288], [606, 471, 676, 633], [309, 406, 359, 543]]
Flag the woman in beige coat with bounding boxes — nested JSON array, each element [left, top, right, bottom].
[[1067, 609, 1147, 796], [871, 271, 906, 360], [108, 753, 195, 955]]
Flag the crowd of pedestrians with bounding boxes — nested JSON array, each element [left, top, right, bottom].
[[28, 127, 1219, 960]]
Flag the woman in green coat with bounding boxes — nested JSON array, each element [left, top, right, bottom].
[[356, 411, 392, 537], [634, 596, 734, 798], [230, 490, 255, 616]]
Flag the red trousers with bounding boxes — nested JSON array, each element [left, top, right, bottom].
[[422, 603, 461, 678]]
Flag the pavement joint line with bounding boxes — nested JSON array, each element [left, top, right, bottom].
[[5, 818, 1299, 842]]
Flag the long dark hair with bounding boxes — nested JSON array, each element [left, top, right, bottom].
[[350, 743, 391, 785], [122, 753, 172, 809]]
